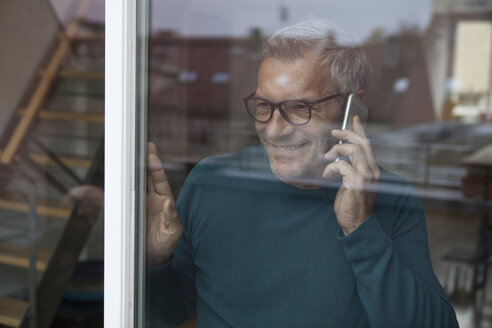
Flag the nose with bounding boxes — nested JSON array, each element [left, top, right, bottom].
[[265, 106, 295, 138]]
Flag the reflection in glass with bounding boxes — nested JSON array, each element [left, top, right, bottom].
[[0, 0, 104, 326], [145, 1, 492, 327]]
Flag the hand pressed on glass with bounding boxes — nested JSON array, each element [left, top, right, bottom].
[[146, 142, 182, 267]]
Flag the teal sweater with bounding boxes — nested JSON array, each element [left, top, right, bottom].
[[147, 146, 458, 327]]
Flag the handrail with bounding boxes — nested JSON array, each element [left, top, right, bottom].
[[0, 0, 91, 164], [0, 35, 70, 164]]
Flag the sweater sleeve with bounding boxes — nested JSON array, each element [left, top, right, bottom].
[[146, 228, 197, 327], [146, 167, 202, 328], [338, 192, 459, 328]]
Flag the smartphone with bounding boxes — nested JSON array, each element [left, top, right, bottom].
[[340, 93, 368, 132], [336, 93, 368, 161]]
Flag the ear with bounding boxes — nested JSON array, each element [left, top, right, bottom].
[[356, 90, 366, 103]]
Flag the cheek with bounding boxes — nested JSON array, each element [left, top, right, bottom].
[[255, 122, 266, 136], [306, 111, 339, 140], [304, 118, 337, 137], [301, 124, 336, 151], [314, 108, 340, 123]]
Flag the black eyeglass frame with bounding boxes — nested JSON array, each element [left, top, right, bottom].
[[243, 92, 343, 125]]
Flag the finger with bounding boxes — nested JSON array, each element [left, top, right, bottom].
[[331, 128, 378, 174], [147, 170, 155, 192], [147, 141, 158, 156], [147, 142, 157, 192], [148, 153, 173, 197], [147, 142, 163, 171], [323, 159, 355, 178], [352, 116, 367, 138], [147, 142, 163, 172], [147, 142, 174, 196], [331, 128, 366, 145], [324, 143, 371, 175], [323, 160, 364, 190]]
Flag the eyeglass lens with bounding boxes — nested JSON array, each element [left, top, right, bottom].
[[246, 99, 310, 124]]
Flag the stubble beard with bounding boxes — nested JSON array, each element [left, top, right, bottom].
[[260, 134, 333, 183]]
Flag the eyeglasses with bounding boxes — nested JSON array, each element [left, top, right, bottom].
[[243, 92, 342, 125]]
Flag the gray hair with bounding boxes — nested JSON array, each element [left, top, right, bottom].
[[258, 18, 370, 96]]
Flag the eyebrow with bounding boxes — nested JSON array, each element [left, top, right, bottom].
[[251, 92, 319, 103]]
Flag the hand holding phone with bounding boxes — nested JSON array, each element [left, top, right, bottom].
[[323, 94, 379, 236]]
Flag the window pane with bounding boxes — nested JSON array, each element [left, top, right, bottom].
[[144, 1, 492, 327]]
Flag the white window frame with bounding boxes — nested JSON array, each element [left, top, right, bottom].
[[104, 0, 137, 327]]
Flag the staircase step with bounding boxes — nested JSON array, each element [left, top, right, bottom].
[[0, 193, 71, 219], [30, 130, 102, 143], [0, 148, 92, 170], [51, 76, 104, 98], [70, 32, 105, 42], [46, 94, 104, 113], [18, 108, 104, 123], [0, 241, 51, 270], [28, 153, 92, 169], [0, 296, 28, 327], [56, 70, 104, 80]]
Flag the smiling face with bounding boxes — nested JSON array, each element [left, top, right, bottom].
[[255, 53, 341, 184]]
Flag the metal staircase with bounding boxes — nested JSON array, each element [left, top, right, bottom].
[[0, 1, 105, 327]]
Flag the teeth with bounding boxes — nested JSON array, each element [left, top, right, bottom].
[[274, 144, 302, 151]]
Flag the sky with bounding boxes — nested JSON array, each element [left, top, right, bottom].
[[49, 0, 433, 43], [150, 0, 433, 42]]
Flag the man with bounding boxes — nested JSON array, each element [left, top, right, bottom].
[[146, 19, 458, 327]]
